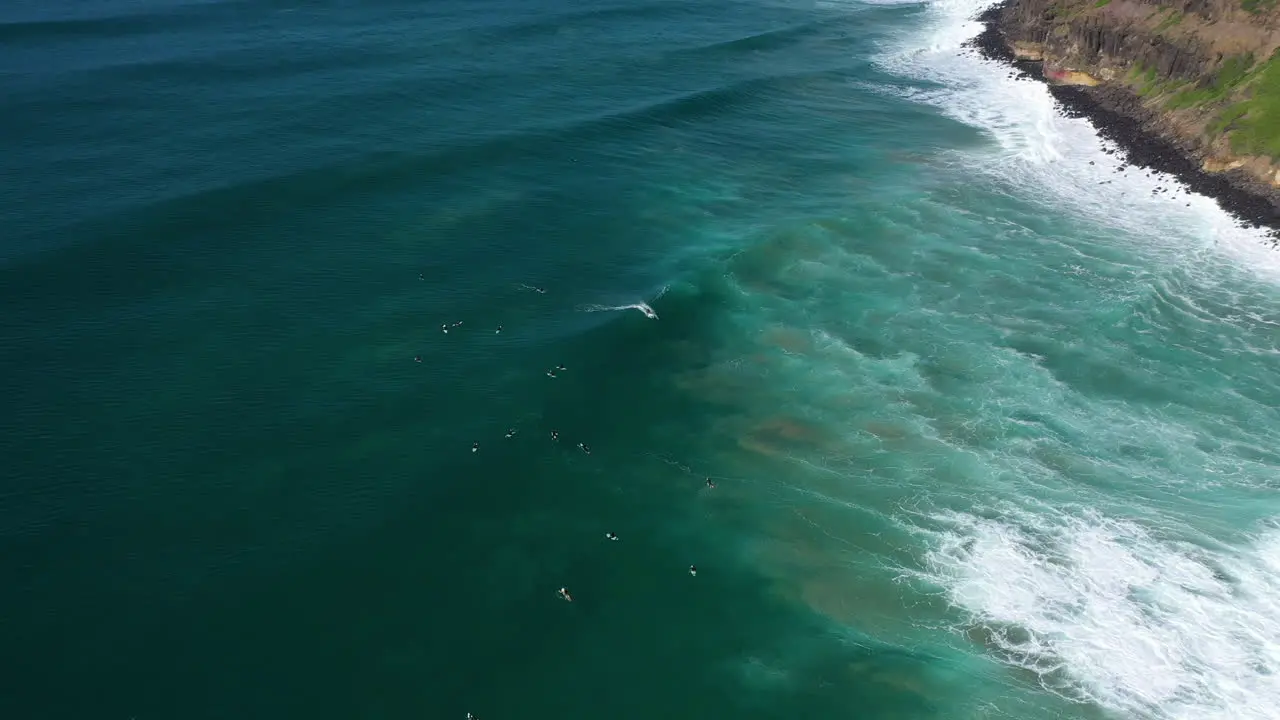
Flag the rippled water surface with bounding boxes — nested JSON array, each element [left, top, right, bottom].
[[3, 0, 1279, 718]]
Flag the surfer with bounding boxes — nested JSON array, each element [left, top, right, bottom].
[[472, 442, 479, 453], [505, 428, 516, 439], [442, 324, 449, 334], [689, 565, 697, 577], [414, 355, 422, 363], [605, 532, 618, 541], [418, 273, 424, 280], [577, 442, 591, 455], [546, 369, 557, 378], [558, 587, 573, 602], [578, 299, 660, 319], [495, 325, 503, 334], [556, 364, 566, 371], [550, 430, 559, 441], [706, 477, 715, 489]]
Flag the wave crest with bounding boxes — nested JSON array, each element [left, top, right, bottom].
[[917, 507, 1280, 719]]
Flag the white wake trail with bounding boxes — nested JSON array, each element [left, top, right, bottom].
[[577, 286, 667, 319]]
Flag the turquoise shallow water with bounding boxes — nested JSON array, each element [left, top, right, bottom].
[[4, 0, 1280, 718]]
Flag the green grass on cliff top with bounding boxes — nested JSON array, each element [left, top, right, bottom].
[[1225, 50, 1280, 156], [1131, 51, 1280, 158], [1166, 54, 1253, 109]]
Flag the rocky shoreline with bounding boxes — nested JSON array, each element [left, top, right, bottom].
[[969, 1, 1280, 243]]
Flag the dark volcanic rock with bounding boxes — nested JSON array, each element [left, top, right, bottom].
[[968, 1, 1280, 243]]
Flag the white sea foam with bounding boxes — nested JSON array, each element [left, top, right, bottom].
[[857, 1, 1280, 716], [870, 0, 1280, 281], [916, 508, 1280, 719]]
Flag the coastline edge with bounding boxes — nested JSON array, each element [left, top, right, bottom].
[[967, 1, 1280, 244]]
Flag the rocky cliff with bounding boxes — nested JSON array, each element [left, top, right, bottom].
[[983, 0, 1280, 225]]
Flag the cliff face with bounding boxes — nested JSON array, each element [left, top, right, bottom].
[[993, 0, 1280, 203]]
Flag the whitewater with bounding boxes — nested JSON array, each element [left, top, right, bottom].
[[854, 1, 1280, 717]]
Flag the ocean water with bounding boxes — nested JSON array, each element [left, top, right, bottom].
[[3, 0, 1280, 718]]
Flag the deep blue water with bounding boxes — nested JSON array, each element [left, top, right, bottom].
[[4, 1, 1280, 718]]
